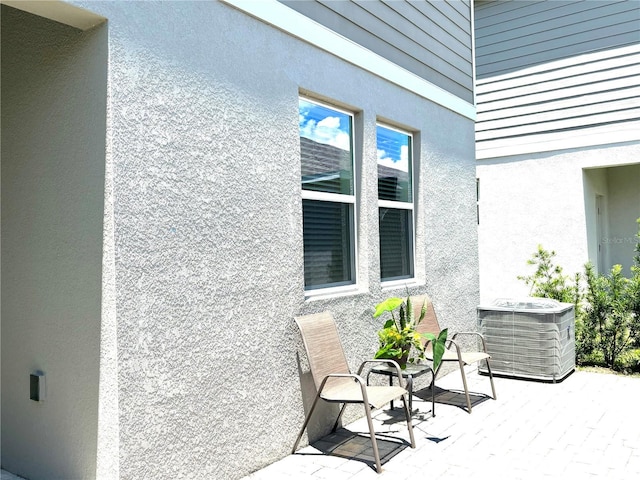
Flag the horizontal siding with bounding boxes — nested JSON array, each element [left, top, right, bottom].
[[478, 86, 640, 124], [475, 0, 640, 78], [280, 0, 474, 103], [478, 61, 640, 107], [476, 44, 640, 149], [474, 0, 640, 158]]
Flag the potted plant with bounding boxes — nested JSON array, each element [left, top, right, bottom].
[[374, 294, 448, 370]]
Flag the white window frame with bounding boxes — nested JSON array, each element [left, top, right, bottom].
[[376, 123, 416, 285], [300, 97, 358, 296]]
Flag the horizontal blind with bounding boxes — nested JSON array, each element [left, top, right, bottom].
[[303, 200, 353, 289]]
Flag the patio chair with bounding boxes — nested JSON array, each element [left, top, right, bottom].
[[413, 295, 497, 413], [292, 311, 416, 474]]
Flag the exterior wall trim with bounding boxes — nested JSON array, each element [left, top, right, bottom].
[[1, 0, 106, 30], [221, 0, 476, 121]]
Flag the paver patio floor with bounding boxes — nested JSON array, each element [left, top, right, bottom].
[[2, 367, 638, 479], [243, 367, 640, 480]]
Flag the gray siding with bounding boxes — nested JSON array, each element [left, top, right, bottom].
[[280, 0, 474, 103], [475, 0, 640, 78], [474, 0, 640, 158]]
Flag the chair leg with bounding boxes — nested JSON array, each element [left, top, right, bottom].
[[332, 404, 348, 432], [458, 359, 473, 413], [485, 358, 497, 400], [292, 392, 323, 453], [362, 405, 383, 473], [401, 394, 416, 448], [430, 363, 444, 417]]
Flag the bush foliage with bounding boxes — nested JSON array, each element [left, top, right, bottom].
[[519, 218, 640, 372]]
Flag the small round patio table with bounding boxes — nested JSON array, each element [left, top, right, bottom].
[[367, 363, 435, 415]]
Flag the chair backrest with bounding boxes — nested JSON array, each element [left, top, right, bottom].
[[294, 312, 352, 391], [412, 295, 442, 348]]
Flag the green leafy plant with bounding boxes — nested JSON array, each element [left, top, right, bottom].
[[517, 245, 579, 303], [373, 295, 448, 371], [517, 245, 586, 354], [583, 263, 635, 368], [614, 348, 640, 374], [519, 218, 640, 371]]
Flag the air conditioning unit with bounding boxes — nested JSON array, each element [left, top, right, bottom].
[[477, 298, 575, 382]]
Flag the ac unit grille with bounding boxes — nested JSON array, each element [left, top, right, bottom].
[[477, 301, 575, 382]]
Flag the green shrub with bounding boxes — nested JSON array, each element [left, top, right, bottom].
[[517, 245, 578, 303], [575, 314, 596, 362], [579, 350, 605, 367], [583, 263, 635, 369], [518, 218, 640, 371], [614, 349, 640, 374]]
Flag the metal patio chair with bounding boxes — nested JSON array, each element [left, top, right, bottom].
[[414, 295, 497, 413], [292, 311, 416, 474]]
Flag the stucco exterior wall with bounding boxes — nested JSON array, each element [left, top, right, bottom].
[[0, 6, 107, 480], [2, 1, 478, 479], [605, 164, 640, 273], [477, 143, 640, 304]]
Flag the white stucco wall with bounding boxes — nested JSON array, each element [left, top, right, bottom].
[[91, 2, 477, 478], [607, 164, 640, 273], [477, 143, 640, 304], [2, 1, 478, 478], [1, 6, 107, 480]]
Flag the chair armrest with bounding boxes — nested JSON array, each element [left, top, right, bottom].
[[424, 335, 464, 367], [321, 372, 366, 385], [452, 331, 484, 339], [317, 373, 372, 405], [444, 338, 463, 356], [451, 331, 489, 352], [357, 360, 404, 387]]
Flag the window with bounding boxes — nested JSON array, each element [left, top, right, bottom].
[[377, 124, 414, 281], [299, 98, 356, 291]]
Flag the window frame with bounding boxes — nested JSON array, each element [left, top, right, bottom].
[[299, 96, 359, 295], [376, 122, 416, 284]]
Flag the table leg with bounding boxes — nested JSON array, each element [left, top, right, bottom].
[[430, 369, 435, 416], [389, 375, 394, 409]]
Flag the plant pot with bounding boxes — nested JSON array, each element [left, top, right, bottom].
[[393, 347, 411, 370]]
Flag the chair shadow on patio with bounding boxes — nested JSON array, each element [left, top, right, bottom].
[[413, 385, 492, 412], [298, 405, 436, 471], [302, 426, 410, 472]]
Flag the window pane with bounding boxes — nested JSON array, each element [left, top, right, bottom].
[[377, 126, 411, 202], [379, 208, 413, 280], [299, 99, 353, 195], [303, 200, 354, 289]]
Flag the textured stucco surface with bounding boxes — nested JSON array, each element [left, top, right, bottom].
[[1, 6, 107, 480], [605, 164, 640, 272], [2, 1, 480, 478], [477, 143, 640, 304], [86, 1, 477, 478]]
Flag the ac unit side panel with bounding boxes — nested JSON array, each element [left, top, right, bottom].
[[478, 304, 575, 381]]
